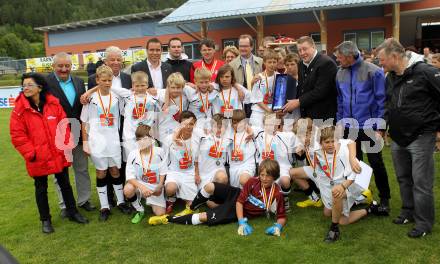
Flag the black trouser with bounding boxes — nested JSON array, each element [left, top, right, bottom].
[[344, 128, 391, 199], [33, 167, 77, 221]]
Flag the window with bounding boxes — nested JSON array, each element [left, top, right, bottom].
[[371, 31, 385, 49], [183, 42, 201, 61], [129, 46, 143, 50], [310, 33, 321, 44], [162, 45, 168, 53], [343, 30, 385, 50], [223, 39, 237, 49]]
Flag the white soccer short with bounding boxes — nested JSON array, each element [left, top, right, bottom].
[[90, 155, 121, 170], [165, 171, 198, 201], [136, 181, 166, 208], [229, 163, 256, 188], [303, 166, 357, 217]]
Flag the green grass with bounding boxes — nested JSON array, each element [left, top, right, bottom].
[[0, 108, 439, 264], [0, 71, 89, 88]]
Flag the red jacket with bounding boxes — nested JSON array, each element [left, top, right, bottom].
[[10, 93, 73, 177]]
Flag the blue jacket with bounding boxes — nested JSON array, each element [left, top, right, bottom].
[[336, 56, 386, 129]]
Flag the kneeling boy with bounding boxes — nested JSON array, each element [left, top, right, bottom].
[[166, 159, 287, 237]]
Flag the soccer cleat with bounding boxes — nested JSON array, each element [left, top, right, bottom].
[[361, 189, 373, 205], [366, 201, 388, 216], [174, 206, 194, 217], [296, 198, 322, 208], [166, 201, 175, 214], [148, 214, 169, 225], [99, 208, 111, 222], [117, 203, 132, 215], [131, 211, 145, 224], [407, 228, 428, 238], [324, 229, 340, 243], [392, 215, 414, 225]]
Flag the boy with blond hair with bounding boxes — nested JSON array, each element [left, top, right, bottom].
[[81, 65, 129, 221]]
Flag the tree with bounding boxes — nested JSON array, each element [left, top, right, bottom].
[[0, 33, 31, 59]]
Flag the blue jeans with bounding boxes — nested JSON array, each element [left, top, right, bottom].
[[391, 132, 436, 232]]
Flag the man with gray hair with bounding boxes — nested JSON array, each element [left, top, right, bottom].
[[87, 46, 132, 90], [377, 38, 440, 238], [334, 41, 390, 214], [46, 52, 95, 214]]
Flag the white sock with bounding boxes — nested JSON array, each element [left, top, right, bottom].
[[200, 188, 210, 198], [97, 186, 109, 209], [167, 196, 177, 203], [113, 184, 125, 205], [192, 213, 202, 225], [309, 191, 320, 202], [132, 193, 144, 212]]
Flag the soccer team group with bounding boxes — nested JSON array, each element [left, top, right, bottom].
[[77, 43, 385, 243]]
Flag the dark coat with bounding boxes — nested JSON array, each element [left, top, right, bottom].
[[131, 60, 172, 88], [87, 71, 132, 90], [297, 53, 338, 121], [165, 58, 192, 82], [385, 61, 440, 146], [46, 72, 86, 121]]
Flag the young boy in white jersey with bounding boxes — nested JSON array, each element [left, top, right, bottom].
[[193, 113, 230, 189], [228, 109, 257, 188], [186, 68, 218, 128], [293, 119, 373, 209], [163, 111, 198, 216], [81, 65, 129, 221], [250, 49, 278, 129], [155, 73, 189, 144], [253, 113, 300, 212], [124, 124, 168, 225], [212, 64, 250, 118], [290, 126, 385, 242]]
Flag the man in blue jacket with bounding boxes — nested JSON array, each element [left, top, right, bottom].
[[334, 41, 391, 213]]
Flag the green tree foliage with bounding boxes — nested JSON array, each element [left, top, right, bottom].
[[0, 0, 186, 59]]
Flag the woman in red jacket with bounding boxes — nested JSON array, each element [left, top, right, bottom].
[[10, 73, 88, 234]]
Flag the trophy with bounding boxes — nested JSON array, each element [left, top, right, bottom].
[[272, 74, 288, 111]]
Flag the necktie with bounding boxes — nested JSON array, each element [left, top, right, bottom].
[[245, 60, 253, 91]]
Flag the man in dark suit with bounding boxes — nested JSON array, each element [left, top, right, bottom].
[[131, 38, 172, 90], [87, 46, 132, 213], [87, 46, 131, 90], [46, 52, 95, 215], [283, 36, 338, 122]]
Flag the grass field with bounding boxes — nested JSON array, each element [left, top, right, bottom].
[[0, 108, 439, 264]]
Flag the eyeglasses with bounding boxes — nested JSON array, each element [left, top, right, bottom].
[[21, 84, 40, 89]]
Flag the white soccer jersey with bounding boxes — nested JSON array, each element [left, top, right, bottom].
[[312, 139, 355, 182], [162, 134, 196, 173], [227, 129, 257, 167], [155, 89, 189, 143], [211, 86, 247, 117], [121, 94, 160, 161], [80, 91, 122, 158], [254, 129, 299, 170], [186, 88, 218, 120], [251, 72, 277, 113], [125, 147, 168, 188], [193, 132, 232, 177]]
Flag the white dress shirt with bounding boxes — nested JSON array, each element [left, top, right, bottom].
[[111, 72, 122, 90], [147, 60, 163, 89]]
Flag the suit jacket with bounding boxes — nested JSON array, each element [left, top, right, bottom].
[[131, 60, 172, 88], [229, 55, 263, 86], [297, 53, 338, 120], [46, 72, 86, 121], [87, 71, 132, 90]]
